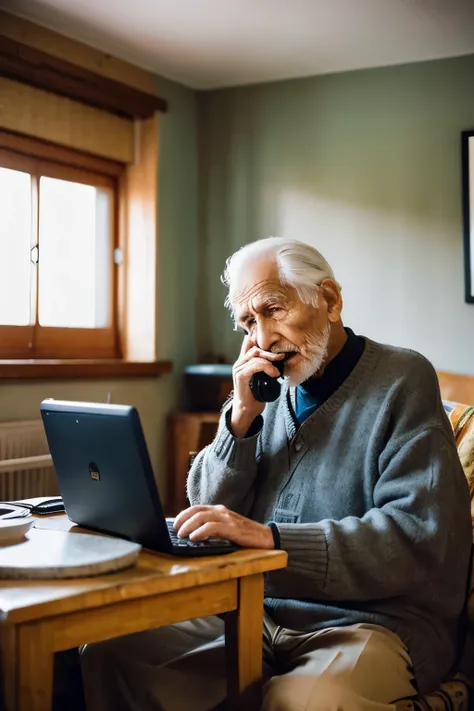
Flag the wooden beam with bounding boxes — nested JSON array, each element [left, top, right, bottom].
[[0, 35, 167, 119], [0, 10, 156, 94]]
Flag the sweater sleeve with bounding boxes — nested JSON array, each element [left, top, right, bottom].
[[269, 425, 471, 601], [186, 407, 263, 516]]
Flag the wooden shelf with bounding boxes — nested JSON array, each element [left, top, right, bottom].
[[0, 359, 172, 380]]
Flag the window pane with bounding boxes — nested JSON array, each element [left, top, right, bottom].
[[0, 167, 32, 326], [38, 177, 112, 328]]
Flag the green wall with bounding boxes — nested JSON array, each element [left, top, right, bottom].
[[197, 54, 474, 374], [0, 75, 198, 497], [3, 52, 474, 498]]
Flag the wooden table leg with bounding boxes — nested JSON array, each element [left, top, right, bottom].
[[17, 621, 54, 711], [0, 624, 17, 711], [225, 573, 264, 711]]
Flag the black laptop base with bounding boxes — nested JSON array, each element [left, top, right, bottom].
[[166, 520, 236, 556]]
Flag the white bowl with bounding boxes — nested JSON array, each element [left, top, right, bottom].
[[0, 518, 34, 544]]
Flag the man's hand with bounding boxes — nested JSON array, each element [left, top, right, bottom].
[[174, 504, 275, 549], [231, 336, 284, 438]]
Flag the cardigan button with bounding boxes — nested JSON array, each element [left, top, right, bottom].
[[294, 441, 302, 452]]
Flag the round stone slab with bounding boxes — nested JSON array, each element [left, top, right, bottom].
[[0, 527, 141, 579]]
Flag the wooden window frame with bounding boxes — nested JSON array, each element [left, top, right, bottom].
[[0, 15, 172, 380], [0, 124, 170, 379], [0, 130, 122, 361]]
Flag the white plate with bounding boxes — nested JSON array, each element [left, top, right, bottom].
[[0, 528, 141, 579], [0, 518, 34, 543]]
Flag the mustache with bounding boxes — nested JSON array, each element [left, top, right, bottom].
[[270, 344, 299, 355]]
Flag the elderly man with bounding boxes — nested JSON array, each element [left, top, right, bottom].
[[81, 237, 471, 711]]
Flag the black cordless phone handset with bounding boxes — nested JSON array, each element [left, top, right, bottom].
[[249, 358, 285, 403], [242, 330, 287, 403]]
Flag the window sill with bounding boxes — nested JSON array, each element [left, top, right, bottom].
[[0, 359, 173, 380]]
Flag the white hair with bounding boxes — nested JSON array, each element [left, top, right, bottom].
[[222, 237, 339, 314]]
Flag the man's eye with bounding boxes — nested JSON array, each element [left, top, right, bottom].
[[268, 307, 282, 315]]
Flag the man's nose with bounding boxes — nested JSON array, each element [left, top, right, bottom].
[[255, 321, 278, 352]]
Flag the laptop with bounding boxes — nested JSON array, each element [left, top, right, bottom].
[[40, 399, 237, 557]]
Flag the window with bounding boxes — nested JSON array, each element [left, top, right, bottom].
[[0, 138, 121, 359]]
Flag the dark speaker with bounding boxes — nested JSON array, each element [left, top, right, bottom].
[[184, 364, 233, 412]]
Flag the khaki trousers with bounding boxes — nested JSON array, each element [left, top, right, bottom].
[[80, 614, 417, 711]]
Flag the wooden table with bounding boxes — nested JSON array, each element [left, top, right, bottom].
[[0, 515, 287, 711]]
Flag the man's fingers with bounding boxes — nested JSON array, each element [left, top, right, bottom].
[[188, 521, 233, 542], [173, 505, 213, 530], [237, 344, 261, 363], [174, 509, 273, 549], [234, 357, 282, 381], [176, 507, 229, 537], [238, 346, 284, 366], [239, 334, 254, 358], [238, 338, 285, 364]]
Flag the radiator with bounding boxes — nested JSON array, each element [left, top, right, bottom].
[[0, 420, 58, 500]]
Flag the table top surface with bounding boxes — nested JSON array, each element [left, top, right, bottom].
[[0, 515, 287, 624]]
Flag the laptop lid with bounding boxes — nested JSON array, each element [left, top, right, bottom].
[[40, 399, 173, 553]]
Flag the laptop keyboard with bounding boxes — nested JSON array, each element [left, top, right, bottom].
[[166, 519, 234, 550]]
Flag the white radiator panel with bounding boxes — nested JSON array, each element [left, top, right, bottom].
[[0, 420, 57, 500]]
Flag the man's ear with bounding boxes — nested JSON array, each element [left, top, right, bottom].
[[320, 279, 343, 323]]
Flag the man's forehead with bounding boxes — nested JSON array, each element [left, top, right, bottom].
[[229, 258, 288, 311], [231, 279, 289, 315]]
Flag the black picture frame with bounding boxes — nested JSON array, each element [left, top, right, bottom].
[[462, 130, 474, 303]]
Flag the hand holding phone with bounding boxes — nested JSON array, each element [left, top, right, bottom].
[[230, 337, 284, 438], [249, 358, 285, 402]]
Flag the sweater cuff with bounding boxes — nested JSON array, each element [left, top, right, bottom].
[[211, 408, 262, 470], [267, 522, 281, 549], [276, 523, 328, 584], [224, 407, 263, 439]]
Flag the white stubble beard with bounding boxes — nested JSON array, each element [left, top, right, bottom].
[[285, 323, 331, 387]]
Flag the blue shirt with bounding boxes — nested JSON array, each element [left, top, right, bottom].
[[294, 327, 365, 424]]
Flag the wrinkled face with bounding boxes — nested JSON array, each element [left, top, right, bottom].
[[230, 260, 331, 386]]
